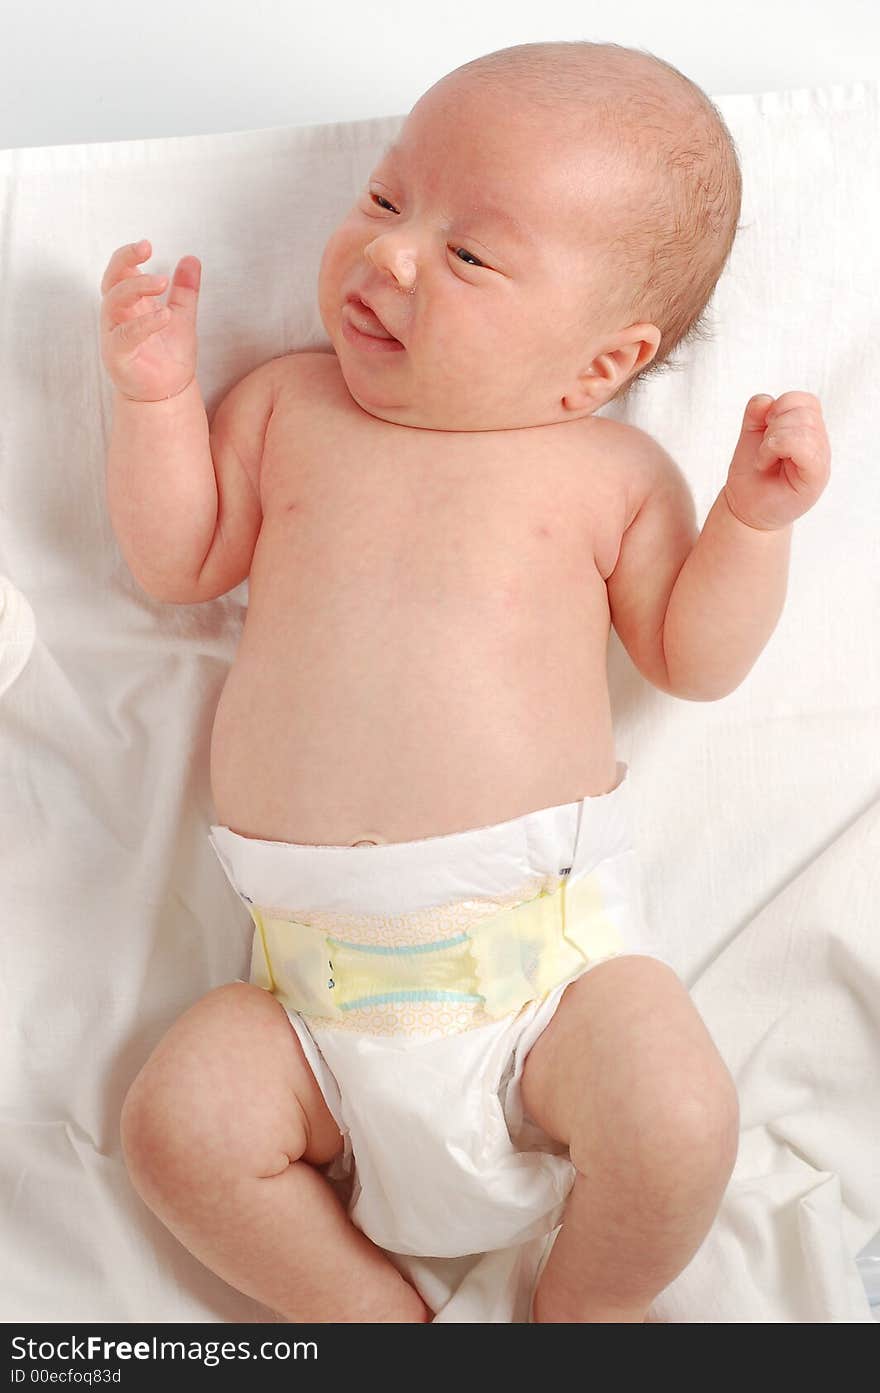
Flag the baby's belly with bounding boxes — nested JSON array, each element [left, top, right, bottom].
[[209, 585, 618, 846]]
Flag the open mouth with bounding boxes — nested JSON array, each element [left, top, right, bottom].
[[342, 297, 405, 352]]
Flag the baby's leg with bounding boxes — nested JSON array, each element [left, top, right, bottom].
[[120, 982, 429, 1323], [520, 957, 739, 1322]]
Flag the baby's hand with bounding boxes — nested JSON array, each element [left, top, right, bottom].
[[99, 240, 202, 402], [724, 392, 831, 531]]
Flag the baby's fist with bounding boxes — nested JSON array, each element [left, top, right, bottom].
[[724, 392, 831, 531]]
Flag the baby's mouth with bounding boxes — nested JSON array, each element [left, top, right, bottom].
[[345, 297, 402, 344]]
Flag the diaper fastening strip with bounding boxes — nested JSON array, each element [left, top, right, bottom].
[[247, 868, 623, 1023]]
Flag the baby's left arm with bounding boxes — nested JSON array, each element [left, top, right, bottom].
[[607, 393, 831, 701]]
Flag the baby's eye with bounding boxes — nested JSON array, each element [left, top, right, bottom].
[[367, 192, 487, 269]]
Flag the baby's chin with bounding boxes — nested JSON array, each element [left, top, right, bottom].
[[337, 371, 428, 429], [332, 359, 433, 428], [351, 398, 448, 431], [334, 353, 549, 432]]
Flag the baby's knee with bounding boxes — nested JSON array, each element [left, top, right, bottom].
[[573, 1044, 740, 1190], [119, 983, 310, 1203], [119, 1051, 200, 1209], [562, 1002, 735, 1186], [652, 1055, 740, 1183], [119, 1080, 174, 1212]]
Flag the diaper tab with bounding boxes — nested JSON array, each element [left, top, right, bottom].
[[469, 869, 623, 1017], [248, 869, 625, 1027], [249, 906, 343, 1019]]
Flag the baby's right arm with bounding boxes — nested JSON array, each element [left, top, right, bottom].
[[101, 241, 276, 604]]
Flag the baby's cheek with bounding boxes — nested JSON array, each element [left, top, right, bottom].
[[317, 226, 353, 288], [317, 236, 342, 288]]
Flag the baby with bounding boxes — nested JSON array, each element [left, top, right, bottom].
[[101, 41, 830, 1323]]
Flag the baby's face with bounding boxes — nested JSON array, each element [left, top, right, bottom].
[[317, 79, 659, 432]]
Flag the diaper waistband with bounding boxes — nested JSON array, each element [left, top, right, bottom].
[[208, 761, 634, 916]]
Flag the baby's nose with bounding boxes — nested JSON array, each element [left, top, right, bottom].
[[367, 238, 417, 294], [395, 252, 417, 293]]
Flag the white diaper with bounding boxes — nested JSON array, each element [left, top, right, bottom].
[[208, 761, 675, 1272]]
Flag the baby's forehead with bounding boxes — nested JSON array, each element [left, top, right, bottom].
[[408, 123, 580, 199], [396, 92, 639, 256]]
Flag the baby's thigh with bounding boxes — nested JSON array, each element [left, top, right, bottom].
[[520, 956, 738, 1162], [120, 982, 343, 1187]]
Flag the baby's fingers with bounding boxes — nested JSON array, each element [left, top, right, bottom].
[[100, 239, 152, 296], [111, 306, 171, 352], [164, 255, 202, 317], [105, 273, 169, 317]]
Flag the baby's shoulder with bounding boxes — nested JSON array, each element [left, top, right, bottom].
[[588, 416, 686, 526]]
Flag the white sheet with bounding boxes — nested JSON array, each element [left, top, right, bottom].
[[1, 79, 878, 1323]]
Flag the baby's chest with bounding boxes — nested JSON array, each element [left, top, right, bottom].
[[263, 402, 627, 596]]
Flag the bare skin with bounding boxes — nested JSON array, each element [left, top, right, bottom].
[[122, 349, 739, 1324], [209, 351, 627, 846], [117, 68, 753, 1323]]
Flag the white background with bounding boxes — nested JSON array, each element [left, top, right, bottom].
[[1, 0, 878, 150]]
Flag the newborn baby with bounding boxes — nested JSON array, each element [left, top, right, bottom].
[[101, 41, 830, 1323]]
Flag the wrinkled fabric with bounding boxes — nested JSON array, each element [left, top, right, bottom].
[[1, 79, 879, 1322]]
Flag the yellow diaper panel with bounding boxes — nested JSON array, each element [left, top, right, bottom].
[[247, 869, 624, 1033], [468, 871, 623, 1017], [327, 932, 477, 1011]]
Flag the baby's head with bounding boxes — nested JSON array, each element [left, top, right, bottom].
[[318, 40, 742, 431]]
